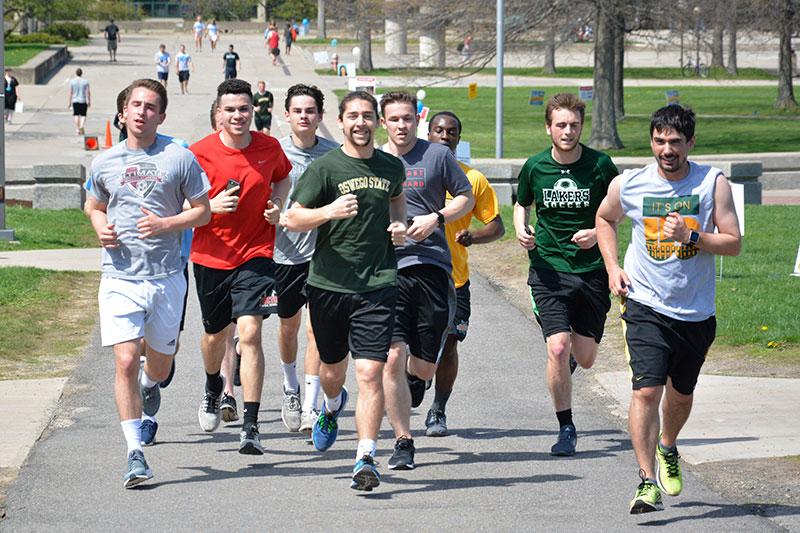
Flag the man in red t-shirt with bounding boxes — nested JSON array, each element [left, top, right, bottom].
[[190, 79, 291, 456], [267, 27, 280, 66]]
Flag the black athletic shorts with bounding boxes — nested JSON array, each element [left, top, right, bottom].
[[157, 71, 169, 80], [179, 264, 189, 331], [254, 114, 272, 131], [307, 284, 397, 365], [621, 297, 716, 395], [225, 69, 237, 80], [72, 102, 88, 116], [193, 256, 278, 334], [178, 70, 190, 82], [271, 47, 280, 56], [274, 262, 309, 319], [528, 267, 611, 343], [393, 263, 455, 364], [448, 280, 471, 342]]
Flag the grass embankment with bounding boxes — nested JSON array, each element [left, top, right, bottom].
[[4, 44, 52, 66], [0, 207, 98, 251]]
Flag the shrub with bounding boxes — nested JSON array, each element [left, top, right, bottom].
[[6, 33, 65, 44], [44, 22, 90, 41]]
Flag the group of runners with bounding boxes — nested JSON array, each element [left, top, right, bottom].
[[88, 73, 741, 513]]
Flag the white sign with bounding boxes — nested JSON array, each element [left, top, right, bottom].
[[455, 141, 471, 165], [730, 182, 745, 236], [313, 51, 329, 64], [579, 86, 593, 101], [417, 120, 429, 138], [793, 242, 800, 276], [348, 76, 376, 94]]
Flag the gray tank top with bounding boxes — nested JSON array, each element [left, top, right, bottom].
[[620, 161, 719, 321]]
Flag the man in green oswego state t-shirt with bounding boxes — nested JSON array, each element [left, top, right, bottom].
[[283, 90, 407, 492], [512, 92, 619, 458]]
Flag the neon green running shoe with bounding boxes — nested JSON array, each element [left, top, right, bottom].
[[656, 440, 682, 496], [630, 469, 664, 514]]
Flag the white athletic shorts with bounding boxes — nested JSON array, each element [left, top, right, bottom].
[[98, 271, 187, 354]]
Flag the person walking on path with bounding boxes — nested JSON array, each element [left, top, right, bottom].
[[154, 44, 171, 88], [423, 111, 504, 437], [283, 90, 408, 491], [596, 105, 742, 514], [273, 84, 340, 432], [380, 90, 474, 471], [206, 19, 219, 52], [104, 18, 120, 62], [265, 25, 280, 66], [88, 78, 211, 488], [222, 44, 240, 80], [189, 79, 291, 456], [175, 45, 194, 95], [284, 23, 294, 56], [513, 92, 618, 458], [4, 67, 21, 125], [193, 16, 205, 52], [253, 81, 273, 136], [68, 68, 91, 135]]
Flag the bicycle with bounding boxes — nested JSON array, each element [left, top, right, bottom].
[[681, 58, 709, 78]]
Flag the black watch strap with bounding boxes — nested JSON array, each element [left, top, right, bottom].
[[436, 211, 445, 227]]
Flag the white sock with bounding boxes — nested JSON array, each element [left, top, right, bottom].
[[303, 375, 320, 413], [356, 439, 376, 461], [121, 419, 143, 453], [324, 390, 343, 414], [282, 361, 299, 392], [142, 414, 156, 423], [140, 367, 159, 389]]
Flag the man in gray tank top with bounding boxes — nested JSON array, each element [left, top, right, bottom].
[[596, 105, 742, 515]]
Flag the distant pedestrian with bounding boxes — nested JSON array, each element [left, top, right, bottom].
[[253, 80, 273, 135], [155, 44, 171, 88], [284, 23, 293, 56], [193, 16, 205, 52], [265, 26, 280, 65], [206, 19, 219, 52], [104, 18, 120, 62], [3, 67, 20, 125], [68, 68, 91, 135], [175, 44, 194, 94], [222, 44, 240, 79]]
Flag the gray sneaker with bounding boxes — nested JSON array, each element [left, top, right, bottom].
[[550, 424, 577, 456], [425, 409, 448, 437], [220, 393, 239, 423], [123, 449, 153, 488], [239, 423, 265, 455], [198, 376, 225, 432], [299, 409, 319, 434], [281, 387, 302, 432], [139, 364, 161, 417]]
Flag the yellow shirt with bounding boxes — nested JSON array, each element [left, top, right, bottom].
[[445, 161, 500, 288]]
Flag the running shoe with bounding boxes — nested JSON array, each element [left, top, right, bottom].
[[387, 437, 415, 470], [281, 386, 302, 432], [233, 336, 241, 387], [239, 423, 265, 455], [299, 409, 319, 434], [140, 419, 158, 446], [198, 377, 224, 432], [550, 424, 577, 456], [630, 469, 664, 514], [351, 454, 381, 491], [407, 372, 427, 408], [139, 365, 161, 417], [569, 353, 578, 375], [123, 449, 153, 489], [656, 436, 683, 496], [425, 409, 448, 437], [312, 387, 348, 451], [220, 393, 239, 422], [159, 357, 176, 388]]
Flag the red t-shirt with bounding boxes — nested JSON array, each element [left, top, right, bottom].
[[190, 131, 291, 269], [268, 31, 279, 49]]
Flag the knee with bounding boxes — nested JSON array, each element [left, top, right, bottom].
[[116, 351, 140, 378], [633, 386, 662, 405], [279, 318, 301, 338], [547, 340, 570, 362], [237, 322, 261, 346], [384, 346, 406, 377], [356, 362, 383, 390]]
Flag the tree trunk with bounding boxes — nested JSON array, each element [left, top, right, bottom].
[[384, 1, 408, 55], [358, 24, 374, 73], [710, 24, 724, 68], [775, 0, 797, 109], [543, 26, 556, 74], [588, 0, 624, 150], [726, 16, 738, 76], [419, 6, 446, 68], [317, 0, 326, 39], [613, 12, 625, 121]]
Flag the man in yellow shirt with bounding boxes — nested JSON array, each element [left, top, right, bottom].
[[424, 111, 505, 436]]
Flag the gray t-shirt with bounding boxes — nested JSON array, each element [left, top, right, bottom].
[[91, 135, 210, 280], [275, 134, 340, 265], [70, 77, 90, 103], [388, 138, 471, 273]]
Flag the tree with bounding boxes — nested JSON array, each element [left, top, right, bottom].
[[317, 0, 326, 39], [725, 2, 739, 76], [613, 9, 625, 121], [588, 0, 624, 149], [774, 0, 798, 108]]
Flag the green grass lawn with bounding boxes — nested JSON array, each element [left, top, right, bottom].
[[334, 86, 800, 158], [0, 207, 97, 251], [4, 43, 53, 66]]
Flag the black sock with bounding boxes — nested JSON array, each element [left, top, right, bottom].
[[206, 371, 223, 395], [243, 401, 259, 428], [431, 390, 451, 412], [556, 409, 573, 428]]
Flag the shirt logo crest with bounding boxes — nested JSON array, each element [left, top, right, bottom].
[[120, 162, 167, 199]]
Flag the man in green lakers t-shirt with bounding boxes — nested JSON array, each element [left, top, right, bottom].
[[513, 92, 619, 457], [283, 91, 407, 492], [254, 80, 274, 136]]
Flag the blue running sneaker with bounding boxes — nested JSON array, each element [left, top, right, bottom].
[[123, 449, 153, 489], [312, 387, 348, 451], [550, 424, 577, 456], [351, 454, 380, 491], [140, 419, 158, 446]]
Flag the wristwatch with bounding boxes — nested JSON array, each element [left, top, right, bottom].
[[687, 230, 700, 246], [436, 211, 445, 227]]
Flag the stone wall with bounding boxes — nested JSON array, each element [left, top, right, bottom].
[[6, 165, 86, 210], [13, 45, 69, 85]]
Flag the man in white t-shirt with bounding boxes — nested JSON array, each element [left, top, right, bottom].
[[68, 68, 91, 135], [154, 44, 171, 88]]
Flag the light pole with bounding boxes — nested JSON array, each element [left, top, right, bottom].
[[1, 0, 18, 241], [495, 0, 504, 158]]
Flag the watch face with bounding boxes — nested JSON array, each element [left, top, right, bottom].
[[689, 230, 700, 244]]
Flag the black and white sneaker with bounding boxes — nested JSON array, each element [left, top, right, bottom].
[[387, 437, 415, 470], [239, 423, 265, 455]]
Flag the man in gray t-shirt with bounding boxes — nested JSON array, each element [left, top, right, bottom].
[[68, 68, 91, 135], [273, 84, 339, 433], [89, 79, 210, 489], [379, 91, 474, 470]]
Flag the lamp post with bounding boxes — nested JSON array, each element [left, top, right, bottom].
[[1, 0, 18, 241], [495, 0, 504, 158]]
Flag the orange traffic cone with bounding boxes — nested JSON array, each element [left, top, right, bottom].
[[102, 120, 113, 149]]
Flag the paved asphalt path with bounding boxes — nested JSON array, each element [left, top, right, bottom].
[[1, 272, 780, 531]]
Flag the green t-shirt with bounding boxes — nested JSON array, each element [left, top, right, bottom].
[[291, 148, 405, 293], [516, 144, 619, 273], [254, 91, 273, 119]]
